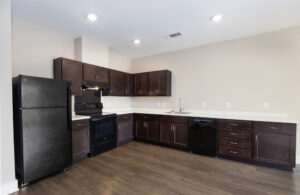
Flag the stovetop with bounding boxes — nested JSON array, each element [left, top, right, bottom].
[[75, 111, 116, 117]]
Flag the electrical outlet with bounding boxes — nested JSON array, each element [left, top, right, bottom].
[[226, 102, 231, 109], [202, 101, 206, 108], [264, 102, 269, 110]]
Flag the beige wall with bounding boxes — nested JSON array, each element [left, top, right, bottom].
[[132, 26, 300, 157], [0, 0, 18, 194], [12, 18, 75, 78], [12, 19, 132, 110]]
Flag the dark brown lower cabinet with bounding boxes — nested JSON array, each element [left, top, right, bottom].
[[134, 114, 158, 143], [72, 119, 90, 161], [159, 116, 188, 149], [253, 122, 296, 169], [117, 114, 133, 146]]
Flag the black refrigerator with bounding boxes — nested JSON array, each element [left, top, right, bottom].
[[13, 75, 72, 186]]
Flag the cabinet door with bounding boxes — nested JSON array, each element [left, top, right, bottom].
[[253, 131, 295, 167], [97, 66, 109, 84], [109, 70, 124, 96], [135, 120, 148, 139], [159, 122, 174, 145], [83, 64, 98, 82], [134, 73, 149, 96], [72, 120, 90, 159], [173, 123, 189, 148], [117, 114, 133, 145], [149, 71, 163, 96], [54, 58, 83, 96], [124, 73, 133, 96], [147, 121, 158, 142]]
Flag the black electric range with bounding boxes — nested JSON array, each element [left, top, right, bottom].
[[75, 90, 117, 157]]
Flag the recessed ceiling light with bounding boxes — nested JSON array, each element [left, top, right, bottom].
[[87, 13, 98, 22], [211, 14, 223, 22], [133, 39, 141, 45]]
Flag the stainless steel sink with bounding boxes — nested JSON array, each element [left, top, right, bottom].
[[174, 112, 190, 115], [165, 111, 190, 115]]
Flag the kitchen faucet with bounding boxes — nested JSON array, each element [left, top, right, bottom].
[[179, 98, 184, 112]]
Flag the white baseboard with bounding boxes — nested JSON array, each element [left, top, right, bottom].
[[296, 156, 300, 165], [1, 180, 18, 195]]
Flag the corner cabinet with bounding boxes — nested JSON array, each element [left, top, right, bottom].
[[54, 58, 83, 95], [252, 122, 296, 168]]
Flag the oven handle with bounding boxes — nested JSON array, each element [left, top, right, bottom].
[[90, 117, 106, 122]]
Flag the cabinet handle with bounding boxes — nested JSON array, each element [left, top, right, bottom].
[[270, 126, 279, 130], [122, 116, 128, 120], [87, 130, 89, 136], [77, 124, 85, 127], [230, 151, 238, 154], [230, 123, 238, 126], [230, 141, 238, 145], [173, 125, 176, 144], [230, 132, 238, 136]]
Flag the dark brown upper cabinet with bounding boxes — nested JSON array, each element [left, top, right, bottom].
[[83, 63, 109, 84], [134, 73, 149, 96], [124, 73, 133, 96], [109, 69, 124, 96], [54, 58, 83, 96], [149, 70, 171, 96]]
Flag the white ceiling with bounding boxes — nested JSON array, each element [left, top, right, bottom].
[[12, 0, 300, 59]]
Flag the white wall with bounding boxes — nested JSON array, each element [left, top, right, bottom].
[[12, 18, 75, 78], [132, 26, 300, 157], [0, 0, 18, 194], [12, 20, 132, 111]]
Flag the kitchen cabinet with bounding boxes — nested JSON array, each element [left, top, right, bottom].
[[109, 69, 124, 96], [253, 122, 296, 168], [159, 116, 188, 149], [149, 70, 171, 96], [134, 114, 158, 142], [134, 73, 149, 96], [54, 58, 83, 95], [117, 114, 133, 146], [83, 63, 109, 84], [124, 73, 133, 96], [218, 119, 252, 160], [72, 119, 90, 161]]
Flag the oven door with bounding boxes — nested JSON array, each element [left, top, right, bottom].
[[89, 115, 117, 156]]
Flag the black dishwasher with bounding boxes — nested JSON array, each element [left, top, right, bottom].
[[189, 118, 217, 156]]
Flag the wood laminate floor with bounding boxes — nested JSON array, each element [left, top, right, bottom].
[[11, 141, 300, 195]]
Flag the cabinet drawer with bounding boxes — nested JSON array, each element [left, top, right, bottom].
[[117, 114, 133, 121], [219, 129, 250, 140], [159, 115, 188, 124], [218, 145, 251, 159], [134, 114, 158, 121], [72, 119, 89, 130], [253, 122, 296, 136], [219, 138, 251, 150], [219, 119, 251, 131]]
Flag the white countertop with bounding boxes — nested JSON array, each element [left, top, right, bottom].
[[101, 108, 298, 124], [72, 115, 90, 121]]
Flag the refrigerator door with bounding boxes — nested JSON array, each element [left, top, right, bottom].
[[21, 108, 72, 184], [19, 75, 69, 108]]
